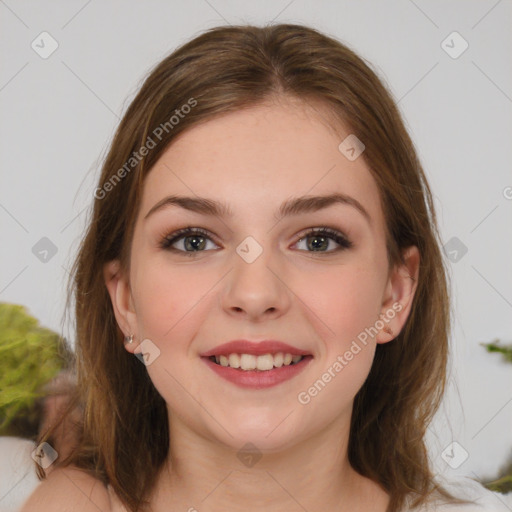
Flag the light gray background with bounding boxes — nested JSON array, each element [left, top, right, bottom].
[[1, 0, 511, 485]]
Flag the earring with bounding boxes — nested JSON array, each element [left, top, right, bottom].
[[124, 334, 134, 344]]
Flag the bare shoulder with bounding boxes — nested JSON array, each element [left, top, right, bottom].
[[20, 466, 111, 512]]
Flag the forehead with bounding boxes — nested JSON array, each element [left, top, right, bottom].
[[139, 99, 384, 227]]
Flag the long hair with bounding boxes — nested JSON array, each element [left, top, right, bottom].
[[36, 23, 472, 512]]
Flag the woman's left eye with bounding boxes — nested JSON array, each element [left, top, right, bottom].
[[292, 228, 353, 253], [159, 226, 353, 256]]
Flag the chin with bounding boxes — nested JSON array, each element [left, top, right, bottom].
[[206, 411, 304, 454]]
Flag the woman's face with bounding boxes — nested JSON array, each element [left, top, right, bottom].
[[105, 97, 418, 453]]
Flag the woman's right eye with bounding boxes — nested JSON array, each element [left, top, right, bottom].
[[159, 227, 220, 256]]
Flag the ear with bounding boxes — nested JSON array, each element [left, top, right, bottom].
[[376, 246, 420, 344], [103, 260, 138, 354]]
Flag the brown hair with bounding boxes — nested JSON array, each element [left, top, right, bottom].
[[36, 23, 473, 512]]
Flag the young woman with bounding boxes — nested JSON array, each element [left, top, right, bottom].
[[21, 23, 511, 512]]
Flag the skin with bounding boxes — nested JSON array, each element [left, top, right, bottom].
[[104, 96, 419, 512]]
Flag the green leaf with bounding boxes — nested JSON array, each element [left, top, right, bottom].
[[0, 302, 67, 436]]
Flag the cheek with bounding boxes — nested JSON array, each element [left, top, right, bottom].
[[294, 266, 382, 411], [300, 263, 384, 344], [131, 256, 211, 340], [129, 259, 211, 403]]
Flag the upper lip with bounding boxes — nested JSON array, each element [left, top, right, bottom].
[[200, 340, 312, 357]]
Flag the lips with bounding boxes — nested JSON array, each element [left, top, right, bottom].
[[200, 340, 313, 389], [200, 340, 312, 358], [202, 355, 313, 389]]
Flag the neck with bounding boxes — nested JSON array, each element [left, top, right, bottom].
[[149, 410, 390, 512]]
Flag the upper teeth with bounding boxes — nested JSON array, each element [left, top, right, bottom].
[[214, 353, 303, 371]]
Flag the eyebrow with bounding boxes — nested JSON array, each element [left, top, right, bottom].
[[144, 193, 371, 224]]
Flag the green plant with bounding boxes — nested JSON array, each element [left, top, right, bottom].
[[482, 339, 512, 363], [0, 302, 68, 437], [480, 339, 512, 494]]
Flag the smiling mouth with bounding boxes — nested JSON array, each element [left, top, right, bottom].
[[207, 353, 312, 371]]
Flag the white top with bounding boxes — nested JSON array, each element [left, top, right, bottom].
[[0, 437, 41, 512], [407, 474, 512, 510]]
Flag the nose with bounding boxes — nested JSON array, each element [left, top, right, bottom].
[[220, 243, 291, 322]]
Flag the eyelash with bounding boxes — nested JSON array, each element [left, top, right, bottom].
[[159, 226, 353, 256]]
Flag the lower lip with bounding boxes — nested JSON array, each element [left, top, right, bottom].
[[201, 356, 313, 389]]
